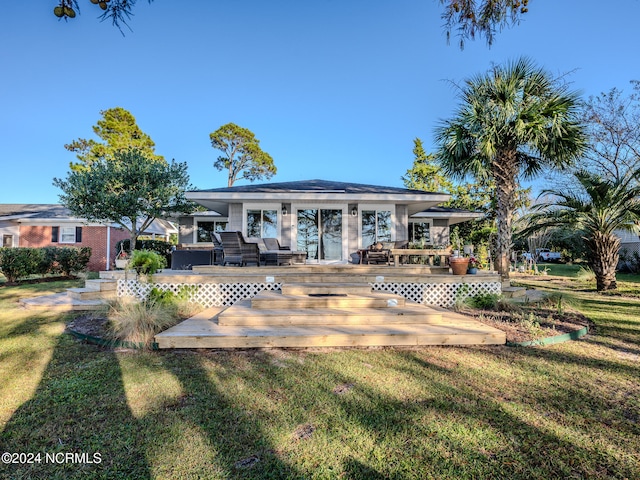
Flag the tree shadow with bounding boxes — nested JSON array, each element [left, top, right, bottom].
[[0, 336, 152, 479]]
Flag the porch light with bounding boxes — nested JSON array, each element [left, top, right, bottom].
[[351, 207, 358, 217], [282, 205, 288, 216]]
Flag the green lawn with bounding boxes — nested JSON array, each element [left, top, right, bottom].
[[0, 279, 639, 479]]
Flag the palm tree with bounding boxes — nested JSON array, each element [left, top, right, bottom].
[[435, 57, 586, 278], [526, 169, 640, 291]]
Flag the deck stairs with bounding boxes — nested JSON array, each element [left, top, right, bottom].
[[155, 281, 506, 349], [20, 278, 117, 311]]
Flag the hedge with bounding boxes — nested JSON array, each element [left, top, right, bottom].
[[0, 247, 92, 283], [115, 239, 173, 264]]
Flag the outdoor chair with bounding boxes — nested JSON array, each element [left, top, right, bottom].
[[210, 232, 224, 265], [219, 231, 260, 266], [261, 237, 293, 266]]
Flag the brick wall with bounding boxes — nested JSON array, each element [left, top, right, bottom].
[[19, 225, 130, 272]]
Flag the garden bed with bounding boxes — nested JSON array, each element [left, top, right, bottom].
[[459, 304, 592, 344]]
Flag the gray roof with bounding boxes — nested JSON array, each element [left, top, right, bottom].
[[0, 204, 72, 219], [191, 179, 440, 195]]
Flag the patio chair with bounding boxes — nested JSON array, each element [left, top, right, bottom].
[[219, 231, 260, 266], [210, 232, 224, 265], [262, 237, 293, 266]]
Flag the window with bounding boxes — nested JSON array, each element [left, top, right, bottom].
[[409, 221, 431, 243], [361, 210, 391, 247], [246, 209, 278, 238], [196, 221, 228, 242], [2, 235, 13, 248], [52, 226, 82, 243]]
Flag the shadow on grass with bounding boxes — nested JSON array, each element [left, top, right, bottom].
[[0, 336, 152, 479]]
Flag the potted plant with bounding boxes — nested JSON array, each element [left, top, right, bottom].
[[115, 250, 129, 269], [467, 256, 481, 274], [129, 250, 167, 281], [449, 256, 470, 275]]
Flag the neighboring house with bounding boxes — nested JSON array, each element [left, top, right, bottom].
[[0, 204, 177, 271], [182, 179, 482, 263], [615, 228, 640, 258]]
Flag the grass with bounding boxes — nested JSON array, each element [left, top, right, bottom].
[[1, 280, 639, 479]]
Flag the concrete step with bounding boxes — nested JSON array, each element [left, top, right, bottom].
[[67, 288, 115, 301], [502, 286, 527, 298], [85, 278, 117, 291], [155, 307, 506, 349], [20, 293, 106, 311], [251, 291, 405, 310], [281, 282, 372, 296], [217, 299, 446, 326]]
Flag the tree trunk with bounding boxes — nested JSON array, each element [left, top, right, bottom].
[[588, 232, 620, 291], [492, 150, 518, 279], [129, 216, 138, 253]]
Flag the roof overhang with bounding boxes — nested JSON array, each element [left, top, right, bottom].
[[186, 191, 450, 216], [411, 210, 485, 225]]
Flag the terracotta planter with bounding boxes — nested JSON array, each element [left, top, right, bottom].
[[449, 257, 470, 275]]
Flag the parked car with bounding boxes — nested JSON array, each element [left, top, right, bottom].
[[536, 248, 562, 262]]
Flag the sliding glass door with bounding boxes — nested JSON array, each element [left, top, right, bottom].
[[296, 208, 343, 261]]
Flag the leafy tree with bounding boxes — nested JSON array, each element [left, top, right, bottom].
[[440, 0, 529, 48], [434, 57, 586, 278], [402, 138, 454, 192], [579, 81, 640, 182], [54, 148, 195, 251], [53, 0, 153, 32], [53, 0, 529, 47], [210, 123, 276, 187], [524, 168, 640, 291], [66, 107, 163, 170]]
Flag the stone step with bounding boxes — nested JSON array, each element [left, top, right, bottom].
[[502, 286, 527, 298], [217, 299, 448, 326], [19, 293, 106, 311], [67, 288, 115, 301], [281, 282, 372, 296], [250, 290, 405, 309], [85, 278, 117, 291], [155, 307, 506, 349]]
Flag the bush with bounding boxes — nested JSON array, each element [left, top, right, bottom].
[[147, 286, 202, 319], [0, 246, 91, 282], [129, 250, 167, 276], [116, 239, 173, 264], [108, 298, 178, 349], [59, 247, 91, 276], [0, 248, 44, 282], [466, 293, 501, 310]]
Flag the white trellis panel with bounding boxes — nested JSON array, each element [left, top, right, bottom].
[[118, 279, 501, 308]]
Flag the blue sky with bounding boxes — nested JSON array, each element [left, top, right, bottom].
[[1, 1, 639, 203]]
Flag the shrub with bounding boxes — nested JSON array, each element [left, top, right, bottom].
[[116, 239, 173, 264], [466, 293, 501, 310], [108, 298, 178, 349], [0, 248, 43, 283], [0, 246, 91, 282], [129, 250, 167, 277], [576, 266, 596, 282], [147, 286, 202, 319], [55, 247, 92, 276]]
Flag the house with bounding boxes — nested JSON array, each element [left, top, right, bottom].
[[182, 179, 482, 263], [0, 204, 177, 271]]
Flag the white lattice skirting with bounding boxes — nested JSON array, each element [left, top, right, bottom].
[[118, 280, 501, 308]]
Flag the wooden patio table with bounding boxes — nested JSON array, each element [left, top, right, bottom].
[[390, 248, 452, 267]]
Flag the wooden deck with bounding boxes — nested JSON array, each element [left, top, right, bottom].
[[155, 282, 506, 349]]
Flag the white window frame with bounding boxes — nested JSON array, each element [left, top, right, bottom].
[[194, 218, 229, 243], [409, 220, 431, 243], [243, 203, 281, 239], [60, 226, 77, 244], [358, 204, 395, 248]]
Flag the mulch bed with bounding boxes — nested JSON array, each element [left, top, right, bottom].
[[0, 275, 76, 287], [66, 314, 111, 338], [460, 306, 593, 344]]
